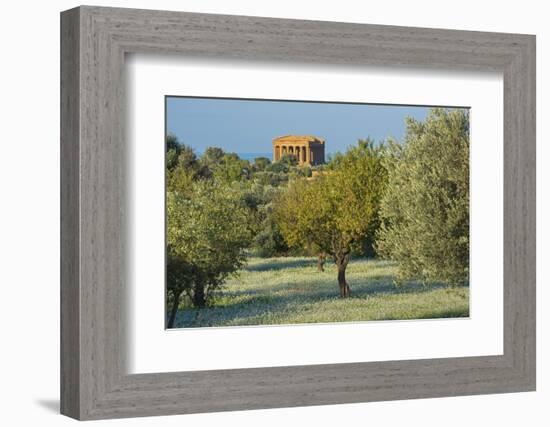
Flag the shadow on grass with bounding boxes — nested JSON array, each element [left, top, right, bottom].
[[219, 272, 414, 303], [171, 258, 467, 328], [244, 258, 314, 272], [228, 275, 449, 304], [382, 306, 470, 321], [172, 281, 468, 328]]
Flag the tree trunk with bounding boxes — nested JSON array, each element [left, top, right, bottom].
[[167, 290, 182, 328], [193, 283, 207, 308], [336, 254, 351, 298], [317, 253, 326, 272]]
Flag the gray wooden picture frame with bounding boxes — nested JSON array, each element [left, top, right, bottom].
[[60, 5, 536, 420]]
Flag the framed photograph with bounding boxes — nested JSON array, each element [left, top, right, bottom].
[[60, 6, 536, 420]]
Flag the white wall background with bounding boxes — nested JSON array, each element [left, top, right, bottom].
[[0, 1, 546, 425]]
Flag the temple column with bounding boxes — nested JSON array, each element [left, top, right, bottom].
[[306, 145, 310, 164]]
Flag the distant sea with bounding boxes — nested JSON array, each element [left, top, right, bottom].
[[197, 152, 336, 162], [234, 152, 338, 162]]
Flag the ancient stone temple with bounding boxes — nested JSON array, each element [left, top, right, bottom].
[[272, 135, 325, 166]]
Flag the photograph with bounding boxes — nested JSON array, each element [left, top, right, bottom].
[[165, 96, 470, 329]]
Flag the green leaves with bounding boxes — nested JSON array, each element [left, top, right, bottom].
[[167, 179, 255, 307], [274, 138, 387, 267], [376, 108, 470, 287]]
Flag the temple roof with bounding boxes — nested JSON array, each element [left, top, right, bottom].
[[272, 135, 325, 145]]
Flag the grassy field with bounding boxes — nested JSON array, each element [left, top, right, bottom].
[[171, 257, 469, 328]]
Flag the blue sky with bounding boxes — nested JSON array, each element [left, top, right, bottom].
[[166, 96, 435, 155]]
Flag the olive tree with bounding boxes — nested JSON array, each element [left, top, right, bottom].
[[272, 173, 318, 267], [376, 108, 470, 286], [166, 134, 209, 194], [274, 139, 387, 297], [166, 180, 255, 327]]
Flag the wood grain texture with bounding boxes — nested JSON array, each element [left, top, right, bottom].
[[60, 6, 536, 420], [60, 7, 80, 419]]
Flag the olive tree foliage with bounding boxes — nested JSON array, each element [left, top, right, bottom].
[[272, 178, 327, 269], [274, 139, 387, 297], [165, 135, 256, 327], [252, 156, 271, 172], [166, 180, 255, 327], [243, 183, 289, 257], [376, 108, 470, 287], [166, 133, 206, 194], [213, 153, 253, 183], [200, 146, 225, 170]]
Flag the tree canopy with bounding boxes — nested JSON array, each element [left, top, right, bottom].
[[376, 108, 470, 286], [165, 107, 470, 326], [166, 177, 255, 327], [274, 139, 387, 297]]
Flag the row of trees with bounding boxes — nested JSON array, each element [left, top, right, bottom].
[[166, 108, 470, 326], [166, 136, 302, 327]]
